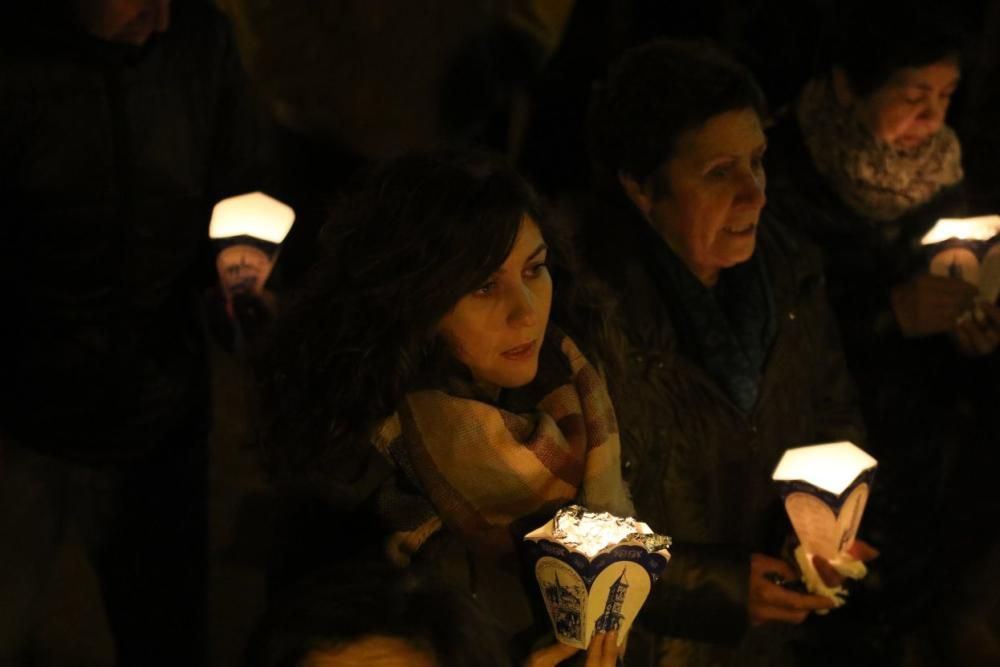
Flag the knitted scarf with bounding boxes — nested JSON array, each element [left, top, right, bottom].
[[796, 77, 963, 222], [635, 218, 776, 414], [371, 330, 634, 565]]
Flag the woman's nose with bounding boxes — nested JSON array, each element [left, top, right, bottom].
[[736, 169, 766, 209], [508, 285, 538, 327], [918, 96, 948, 131]]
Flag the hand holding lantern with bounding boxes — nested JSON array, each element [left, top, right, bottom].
[[772, 441, 877, 609], [209, 192, 295, 318]]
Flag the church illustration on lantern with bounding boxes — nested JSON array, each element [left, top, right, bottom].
[[542, 570, 584, 641], [594, 568, 629, 633], [525, 505, 671, 649]]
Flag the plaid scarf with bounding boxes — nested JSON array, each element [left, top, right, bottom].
[[796, 77, 963, 222], [371, 330, 634, 565]]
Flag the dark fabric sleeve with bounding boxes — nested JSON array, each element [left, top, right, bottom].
[[797, 244, 868, 446], [205, 10, 276, 199], [636, 543, 750, 644]]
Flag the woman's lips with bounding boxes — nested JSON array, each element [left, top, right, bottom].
[[723, 222, 757, 236], [501, 340, 536, 360]]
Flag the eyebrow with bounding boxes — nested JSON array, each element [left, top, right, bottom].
[[526, 243, 548, 262], [703, 142, 768, 163], [494, 243, 548, 275], [910, 78, 961, 92]]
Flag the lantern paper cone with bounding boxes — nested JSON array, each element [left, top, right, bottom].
[[210, 191, 295, 244], [921, 215, 1000, 302], [772, 441, 876, 560], [523, 505, 671, 649], [209, 192, 295, 302], [772, 442, 877, 605]]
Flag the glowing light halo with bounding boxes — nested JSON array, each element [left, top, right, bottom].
[[209, 192, 295, 244], [920, 215, 1000, 245], [772, 441, 877, 496]]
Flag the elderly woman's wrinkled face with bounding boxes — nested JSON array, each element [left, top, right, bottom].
[[836, 58, 960, 151], [622, 108, 767, 287], [436, 217, 552, 394]]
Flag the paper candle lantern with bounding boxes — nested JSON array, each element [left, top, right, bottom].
[[772, 441, 877, 604], [209, 192, 295, 302], [921, 215, 1000, 303], [524, 505, 671, 649]]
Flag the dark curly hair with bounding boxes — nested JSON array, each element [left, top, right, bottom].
[[588, 39, 767, 190], [256, 151, 619, 484], [825, 2, 966, 98]]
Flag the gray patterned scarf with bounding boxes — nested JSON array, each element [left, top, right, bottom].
[[796, 78, 963, 222]]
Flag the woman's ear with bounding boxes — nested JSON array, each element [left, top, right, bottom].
[[831, 66, 856, 108], [618, 172, 653, 221]]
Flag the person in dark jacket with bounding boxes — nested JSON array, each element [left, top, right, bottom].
[[583, 40, 868, 666], [257, 152, 628, 667], [0, 1, 268, 664], [764, 5, 1000, 662]]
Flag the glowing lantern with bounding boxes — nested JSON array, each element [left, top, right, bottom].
[[772, 441, 877, 605], [921, 215, 1000, 303], [524, 505, 671, 649], [209, 192, 295, 305]]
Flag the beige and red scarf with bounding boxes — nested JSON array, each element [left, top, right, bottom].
[[371, 330, 633, 565]]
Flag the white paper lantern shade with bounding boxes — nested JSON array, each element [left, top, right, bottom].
[[980, 244, 1000, 304], [209, 192, 295, 244], [209, 192, 295, 300], [920, 215, 1000, 245], [921, 215, 1000, 303], [524, 506, 671, 649], [771, 442, 877, 563], [929, 247, 979, 286]]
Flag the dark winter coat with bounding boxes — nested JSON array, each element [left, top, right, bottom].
[[581, 202, 864, 667], [0, 4, 267, 460], [765, 116, 999, 638]]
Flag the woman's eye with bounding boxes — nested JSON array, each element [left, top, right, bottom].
[[525, 262, 548, 278], [475, 280, 497, 296], [707, 164, 732, 179]]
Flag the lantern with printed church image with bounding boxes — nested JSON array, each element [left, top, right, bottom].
[[523, 505, 671, 649], [921, 215, 1000, 307], [772, 441, 877, 607], [209, 192, 295, 311]]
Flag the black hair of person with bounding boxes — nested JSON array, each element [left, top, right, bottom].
[[588, 38, 767, 192], [825, 2, 967, 97]]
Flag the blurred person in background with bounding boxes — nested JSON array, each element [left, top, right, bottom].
[[0, 1, 269, 664], [766, 3, 1000, 662]]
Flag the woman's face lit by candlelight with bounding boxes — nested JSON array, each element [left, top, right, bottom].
[[620, 108, 768, 287], [436, 217, 552, 393], [833, 58, 961, 151]]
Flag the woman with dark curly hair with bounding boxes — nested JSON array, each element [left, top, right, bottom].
[[256, 152, 629, 665]]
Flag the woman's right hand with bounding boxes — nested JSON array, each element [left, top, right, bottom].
[[748, 553, 835, 625], [524, 631, 619, 667], [890, 274, 977, 338]]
